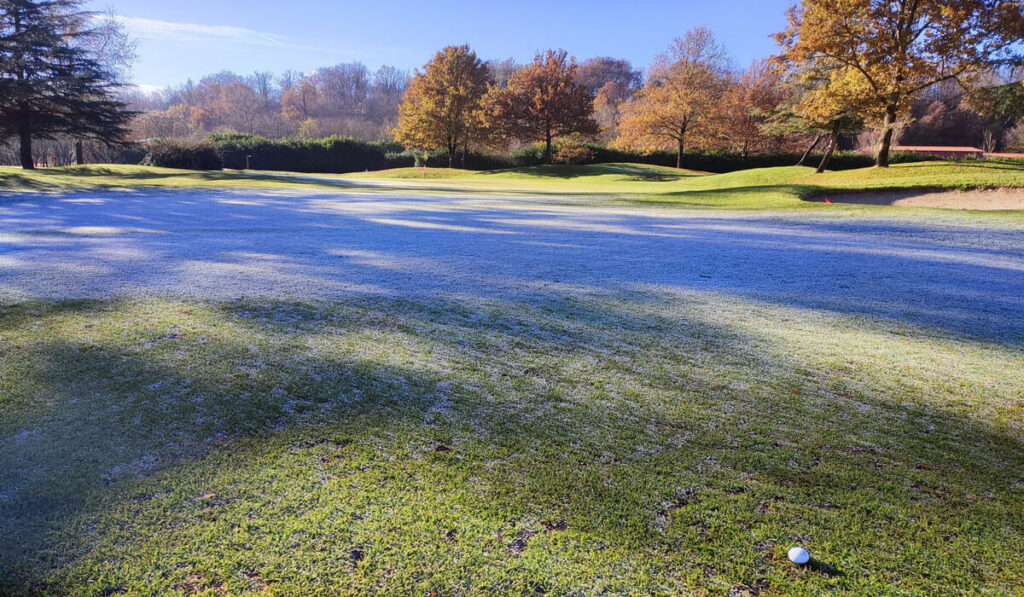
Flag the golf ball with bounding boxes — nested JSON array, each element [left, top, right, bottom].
[[788, 546, 810, 564]]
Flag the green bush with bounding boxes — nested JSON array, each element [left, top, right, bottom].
[[208, 134, 516, 173], [109, 143, 148, 165], [421, 149, 512, 170], [210, 133, 404, 173], [150, 132, 947, 174], [141, 139, 223, 170], [513, 142, 940, 172]]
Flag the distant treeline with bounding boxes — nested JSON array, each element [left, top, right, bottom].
[[131, 134, 944, 174]]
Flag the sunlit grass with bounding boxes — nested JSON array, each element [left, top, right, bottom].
[[1, 158, 1023, 593], [0, 164, 340, 193], [1, 293, 1022, 595], [3, 161, 1023, 213]]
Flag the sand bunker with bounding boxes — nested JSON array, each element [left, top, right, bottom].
[[819, 188, 1024, 210]]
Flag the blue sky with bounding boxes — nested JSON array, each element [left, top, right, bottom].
[[87, 0, 794, 90]]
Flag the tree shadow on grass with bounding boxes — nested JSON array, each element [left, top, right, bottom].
[[504, 164, 701, 181], [2, 188, 1022, 347], [622, 183, 819, 207], [889, 160, 1024, 172], [1, 293, 1022, 594]]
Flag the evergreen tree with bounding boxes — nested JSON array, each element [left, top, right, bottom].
[[0, 0, 134, 169]]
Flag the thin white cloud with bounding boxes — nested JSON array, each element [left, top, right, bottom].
[[129, 83, 166, 94], [116, 16, 335, 54]]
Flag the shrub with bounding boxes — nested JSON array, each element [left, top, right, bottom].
[[210, 133, 403, 173], [85, 142, 147, 165], [150, 132, 946, 174], [514, 142, 940, 172], [553, 142, 596, 165], [510, 145, 548, 167], [1005, 123, 1024, 153], [422, 148, 512, 170], [142, 139, 223, 170]]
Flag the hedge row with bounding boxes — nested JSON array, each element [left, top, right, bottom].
[[137, 134, 943, 173], [141, 139, 223, 170], [209, 133, 404, 172], [510, 144, 941, 172]]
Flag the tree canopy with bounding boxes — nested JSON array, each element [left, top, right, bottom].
[[0, 0, 135, 168], [616, 28, 732, 168], [775, 0, 1024, 167], [482, 49, 599, 161], [393, 44, 491, 168]]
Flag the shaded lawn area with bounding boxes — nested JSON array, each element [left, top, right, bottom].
[[1, 291, 1022, 595]]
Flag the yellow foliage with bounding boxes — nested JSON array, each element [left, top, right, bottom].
[[775, 0, 1023, 165], [392, 45, 490, 165]]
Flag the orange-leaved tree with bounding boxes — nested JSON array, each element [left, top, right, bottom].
[[616, 28, 732, 168], [719, 59, 790, 156], [775, 0, 1024, 167], [393, 45, 491, 168], [482, 49, 599, 162], [281, 80, 323, 123]]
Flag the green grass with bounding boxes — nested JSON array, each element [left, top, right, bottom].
[[3, 160, 1024, 212], [344, 160, 1024, 210], [2, 292, 1023, 595], [0, 164, 344, 193], [2, 160, 1024, 594]]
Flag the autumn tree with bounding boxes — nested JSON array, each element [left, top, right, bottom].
[[763, 59, 866, 172], [616, 28, 731, 168], [281, 79, 322, 122], [368, 65, 407, 126], [485, 58, 519, 89], [133, 104, 195, 139], [716, 58, 786, 154], [592, 81, 635, 141], [576, 58, 641, 141], [482, 49, 599, 161], [719, 59, 789, 156], [315, 62, 370, 120], [775, 0, 1024, 167], [796, 84, 865, 173], [215, 82, 262, 134], [575, 57, 641, 96], [393, 44, 490, 168]]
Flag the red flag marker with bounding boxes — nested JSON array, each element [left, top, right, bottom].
[[824, 198, 832, 204]]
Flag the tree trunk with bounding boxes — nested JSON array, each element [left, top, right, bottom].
[[815, 123, 841, 174], [448, 144, 456, 169], [676, 123, 687, 169], [797, 134, 822, 166], [75, 140, 84, 165], [875, 105, 898, 168], [545, 129, 553, 164], [19, 125, 34, 170]]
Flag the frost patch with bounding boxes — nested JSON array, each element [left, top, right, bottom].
[[104, 454, 158, 482], [12, 428, 41, 442], [424, 381, 453, 425]]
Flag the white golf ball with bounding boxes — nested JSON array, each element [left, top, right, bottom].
[[788, 546, 810, 564]]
